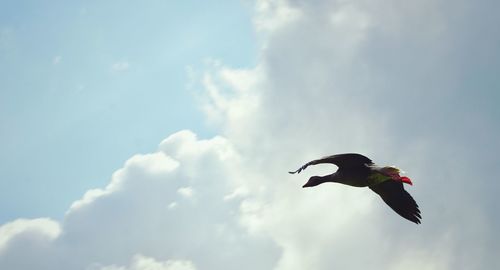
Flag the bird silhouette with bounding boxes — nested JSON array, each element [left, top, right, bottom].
[[289, 153, 421, 224]]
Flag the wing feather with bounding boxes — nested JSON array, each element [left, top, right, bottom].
[[370, 180, 422, 224], [289, 153, 373, 174]]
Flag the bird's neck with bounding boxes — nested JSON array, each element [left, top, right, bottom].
[[327, 172, 342, 183], [316, 174, 337, 185], [329, 171, 369, 187]]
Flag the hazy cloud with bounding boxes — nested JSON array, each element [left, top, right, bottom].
[[111, 61, 130, 71], [199, 0, 500, 269]]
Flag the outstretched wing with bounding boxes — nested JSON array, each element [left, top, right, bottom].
[[370, 180, 422, 224], [289, 153, 373, 174]]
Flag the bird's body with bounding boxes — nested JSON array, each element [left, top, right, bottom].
[[289, 153, 421, 224], [314, 171, 369, 187]]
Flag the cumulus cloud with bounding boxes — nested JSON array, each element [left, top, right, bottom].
[[0, 218, 60, 253], [0, 131, 277, 270], [1, 0, 499, 269]]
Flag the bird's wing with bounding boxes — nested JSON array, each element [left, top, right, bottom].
[[369, 180, 421, 224], [289, 153, 373, 174]]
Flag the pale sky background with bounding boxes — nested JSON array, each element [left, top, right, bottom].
[[1, 0, 500, 270], [0, 0, 256, 222]]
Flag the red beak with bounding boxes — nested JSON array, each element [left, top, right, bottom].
[[400, 176, 413, 185]]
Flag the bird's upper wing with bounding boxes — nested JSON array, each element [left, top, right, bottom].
[[289, 153, 373, 174], [369, 180, 422, 224]]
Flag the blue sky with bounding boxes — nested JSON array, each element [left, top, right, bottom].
[[0, 0, 256, 222]]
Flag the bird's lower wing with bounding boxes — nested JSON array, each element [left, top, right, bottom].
[[369, 181, 422, 224]]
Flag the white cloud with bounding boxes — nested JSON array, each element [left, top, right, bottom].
[[0, 130, 277, 270], [92, 254, 196, 270], [167, 202, 178, 210], [177, 187, 194, 198], [253, 0, 302, 33], [1, 0, 499, 269], [0, 218, 60, 254], [198, 0, 500, 269]]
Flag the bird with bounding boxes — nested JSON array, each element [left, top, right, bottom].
[[289, 153, 421, 224]]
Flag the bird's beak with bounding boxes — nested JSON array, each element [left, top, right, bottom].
[[400, 176, 413, 185]]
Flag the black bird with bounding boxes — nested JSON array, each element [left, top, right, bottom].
[[289, 153, 421, 224]]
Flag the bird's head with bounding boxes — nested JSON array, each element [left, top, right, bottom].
[[380, 166, 413, 185], [302, 176, 324, 188]]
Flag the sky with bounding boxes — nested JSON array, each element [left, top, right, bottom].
[[1, 0, 500, 270], [0, 0, 256, 222]]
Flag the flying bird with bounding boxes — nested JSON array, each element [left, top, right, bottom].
[[289, 153, 421, 224]]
